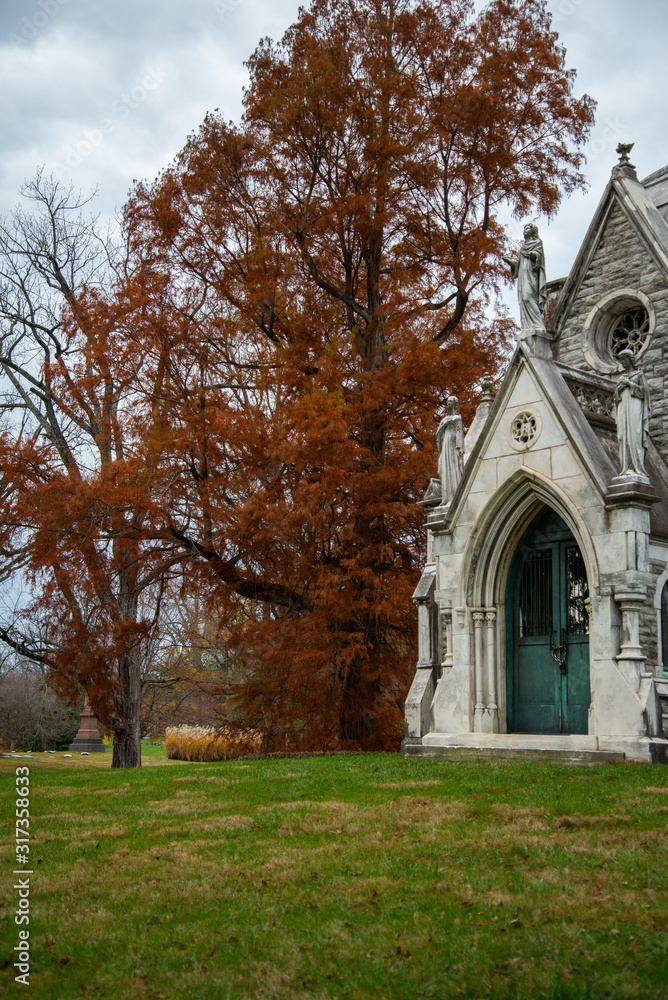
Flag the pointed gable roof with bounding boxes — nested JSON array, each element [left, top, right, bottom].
[[429, 341, 668, 539], [551, 164, 668, 336], [433, 342, 617, 533]]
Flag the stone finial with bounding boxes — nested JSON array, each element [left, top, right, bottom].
[[612, 142, 638, 180], [617, 142, 634, 165], [481, 373, 494, 402], [463, 376, 496, 462]]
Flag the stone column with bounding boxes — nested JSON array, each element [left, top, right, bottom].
[[417, 602, 433, 667], [606, 478, 659, 704], [407, 571, 438, 741], [612, 590, 664, 736], [440, 608, 453, 671], [615, 592, 647, 676], [483, 609, 499, 733], [473, 610, 486, 731]]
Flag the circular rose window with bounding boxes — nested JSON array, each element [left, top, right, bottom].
[[582, 289, 654, 373], [610, 307, 650, 359], [511, 412, 538, 446]]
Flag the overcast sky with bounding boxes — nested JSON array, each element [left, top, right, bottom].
[[2, 0, 668, 289]]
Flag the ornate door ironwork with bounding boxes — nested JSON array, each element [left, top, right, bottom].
[[507, 509, 590, 735]]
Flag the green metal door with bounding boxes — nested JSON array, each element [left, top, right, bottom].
[[506, 508, 590, 735]]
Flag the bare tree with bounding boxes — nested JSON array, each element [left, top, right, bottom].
[[139, 591, 237, 736], [0, 169, 118, 435], [0, 661, 80, 751], [0, 172, 167, 767]]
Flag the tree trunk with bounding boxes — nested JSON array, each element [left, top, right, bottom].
[[336, 498, 391, 748], [338, 657, 384, 749], [111, 649, 142, 768], [338, 608, 386, 749], [112, 725, 141, 767]]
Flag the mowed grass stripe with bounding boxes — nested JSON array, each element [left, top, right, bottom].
[[0, 752, 667, 1000]]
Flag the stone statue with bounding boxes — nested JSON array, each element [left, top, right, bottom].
[[503, 223, 547, 335], [614, 349, 650, 479], [436, 396, 464, 505]]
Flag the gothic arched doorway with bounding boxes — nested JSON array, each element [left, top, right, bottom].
[[506, 507, 591, 735]]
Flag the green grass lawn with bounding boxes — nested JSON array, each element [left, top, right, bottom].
[[1, 749, 667, 1000]]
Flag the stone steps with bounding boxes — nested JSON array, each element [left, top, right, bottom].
[[422, 733, 601, 750], [404, 743, 625, 765]]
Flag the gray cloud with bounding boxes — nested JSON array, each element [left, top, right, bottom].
[[1, 0, 667, 291], [1, 0, 302, 218]]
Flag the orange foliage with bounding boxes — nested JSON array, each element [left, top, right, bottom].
[[0, 0, 594, 760], [119, 0, 592, 749]]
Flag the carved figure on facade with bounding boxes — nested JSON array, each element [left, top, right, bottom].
[[614, 349, 650, 480], [504, 223, 547, 335], [569, 383, 616, 419], [436, 396, 464, 505]]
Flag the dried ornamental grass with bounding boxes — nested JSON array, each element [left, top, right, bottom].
[[165, 724, 262, 762]]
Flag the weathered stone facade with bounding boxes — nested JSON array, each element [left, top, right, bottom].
[[404, 152, 668, 764], [557, 200, 668, 452]]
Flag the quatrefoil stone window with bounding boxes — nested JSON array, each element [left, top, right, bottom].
[[512, 412, 537, 444], [509, 410, 540, 450]]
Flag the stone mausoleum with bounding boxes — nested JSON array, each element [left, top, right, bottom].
[[404, 147, 668, 763]]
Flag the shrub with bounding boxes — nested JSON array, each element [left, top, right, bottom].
[[165, 724, 262, 762], [0, 666, 81, 751]]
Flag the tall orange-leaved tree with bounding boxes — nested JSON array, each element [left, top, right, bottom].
[[120, 0, 594, 748]]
